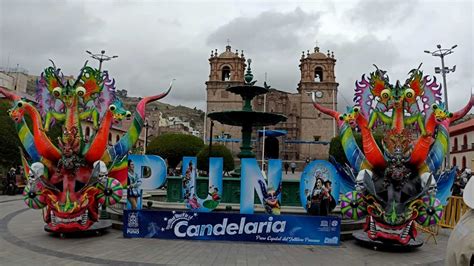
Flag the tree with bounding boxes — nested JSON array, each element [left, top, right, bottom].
[[0, 99, 23, 171], [196, 145, 234, 173], [0, 99, 62, 172], [147, 133, 204, 169]]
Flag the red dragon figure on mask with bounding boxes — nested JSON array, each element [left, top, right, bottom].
[[316, 64, 473, 246], [0, 60, 171, 232]]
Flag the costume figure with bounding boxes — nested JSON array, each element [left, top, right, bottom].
[[258, 180, 282, 214], [208, 186, 220, 201], [188, 194, 200, 209], [183, 161, 193, 189], [307, 177, 324, 215], [320, 180, 336, 216], [127, 159, 142, 210]]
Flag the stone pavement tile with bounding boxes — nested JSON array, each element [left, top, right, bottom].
[[0, 238, 96, 266], [1, 198, 453, 266], [63, 261, 98, 266], [0, 200, 24, 220], [158, 255, 175, 264], [236, 258, 247, 266]]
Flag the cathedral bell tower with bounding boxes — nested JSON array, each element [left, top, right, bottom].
[[297, 46, 338, 160], [205, 45, 246, 143]]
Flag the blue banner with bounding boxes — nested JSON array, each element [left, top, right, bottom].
[[123, 210, 341, 246]]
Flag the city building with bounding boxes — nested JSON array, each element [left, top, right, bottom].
[[144, 111, 200, 138], [450, 116, 474, 170], [0, 66, 33, 94], [205, 45, 338, 161]]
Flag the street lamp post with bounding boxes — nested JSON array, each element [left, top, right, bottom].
[[143, 119, 156, 154], [88, 50, 118, 220], [424, 44, 457, 168], [209, 120, 215, 156], [424, 44, 457, 111], [86, 50, 119, 72]]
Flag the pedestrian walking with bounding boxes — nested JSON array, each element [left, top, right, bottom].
[[290, 161, 296, 174]]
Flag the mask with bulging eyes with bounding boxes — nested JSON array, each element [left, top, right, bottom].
[[267, 191, 277, 200]]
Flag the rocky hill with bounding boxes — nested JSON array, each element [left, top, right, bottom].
[[121, 96, 205, 131]]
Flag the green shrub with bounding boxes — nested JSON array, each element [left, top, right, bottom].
[[196, 144, 235, 173], [147, 133, 204, 168], [0, 99, 62, 169], [0, 99, 22, 168]]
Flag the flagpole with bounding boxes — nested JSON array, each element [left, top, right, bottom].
[[261, 73, 267, 171]]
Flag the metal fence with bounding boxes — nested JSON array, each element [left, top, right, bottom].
[[439, 196, 471, 228]]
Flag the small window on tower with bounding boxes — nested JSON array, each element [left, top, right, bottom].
[[314, 135, 321, 141], [222, 66, 231, 81], [314, 67, 323, 82]]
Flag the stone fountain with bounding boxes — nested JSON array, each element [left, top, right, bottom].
[[208, 59, 287, 169]]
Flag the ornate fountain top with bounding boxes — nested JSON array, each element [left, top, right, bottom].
[[244, 59, 254, 85]]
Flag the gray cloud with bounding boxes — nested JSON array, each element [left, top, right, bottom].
[[0, 0, 471, 113], [326, 35, 401, 106], [0, 0, 105, 72], [111, 46, 209, 108], [347, 0, 418, 29], [207, 7, 321, 54]]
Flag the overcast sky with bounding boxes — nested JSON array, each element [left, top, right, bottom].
[[1, 0, 472, 112]]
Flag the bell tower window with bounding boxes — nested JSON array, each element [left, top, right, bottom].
[[314, 67, 323, 82], [222, 66, 231, 81]]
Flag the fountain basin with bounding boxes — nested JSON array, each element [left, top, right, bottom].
[[226, 85, 268, 99], [208, 110, 286, 127]]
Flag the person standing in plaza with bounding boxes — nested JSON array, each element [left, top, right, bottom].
[[6, 167, 17, 195], [290, 161, 296, 174], [284, 162, 289, 174]]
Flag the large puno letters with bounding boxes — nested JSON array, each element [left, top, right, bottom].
[[129, 154, 167, 190], [136, 155, 343, 215], [181, 157, 223, 212], [240, 158, 282, 215]]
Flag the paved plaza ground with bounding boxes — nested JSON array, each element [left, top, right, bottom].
[[0, 195, 450, 266]]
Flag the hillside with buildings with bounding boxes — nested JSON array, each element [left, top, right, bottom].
[[120, 95, 205, 137]]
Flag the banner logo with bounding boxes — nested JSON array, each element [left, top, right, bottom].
[[126, 212, 140, 234], [124, 210, 341, 246]]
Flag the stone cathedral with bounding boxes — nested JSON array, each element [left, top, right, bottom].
[[205, 44, 338, 162]]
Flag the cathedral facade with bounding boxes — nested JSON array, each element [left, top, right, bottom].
[[205, 45, 338, 161]]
